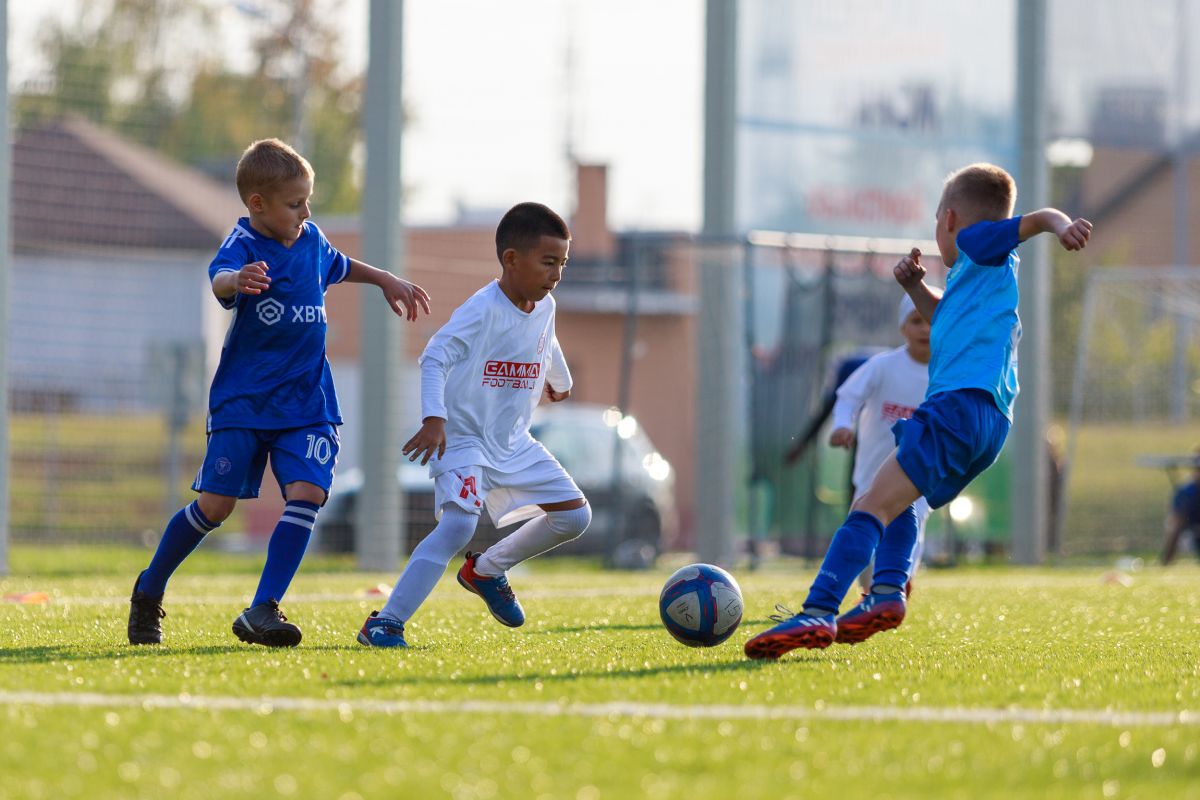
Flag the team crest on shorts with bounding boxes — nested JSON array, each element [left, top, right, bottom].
[[215, 456, 232, 476]]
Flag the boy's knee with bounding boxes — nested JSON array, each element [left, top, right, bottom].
[[197, 493, 236, 524], [546, 503, 592, 541], [284, 481, 328, 506]]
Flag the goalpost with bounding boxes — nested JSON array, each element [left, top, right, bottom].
[[1059, 267, 1200, 557]]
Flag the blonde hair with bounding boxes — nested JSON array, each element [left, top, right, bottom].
[[941, 163, 1016, 224], [234, 138, 314, 203]]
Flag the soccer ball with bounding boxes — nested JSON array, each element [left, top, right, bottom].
[[658, 563, 744, 647]]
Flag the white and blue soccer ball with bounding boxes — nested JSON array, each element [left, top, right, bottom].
[[658, 563, 744, 647]]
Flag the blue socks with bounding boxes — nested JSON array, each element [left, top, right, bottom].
[[139, 501, 220, 596], [872, 504, 919, 591], [804, 510, 884, 613], [251, 501, 320, 607]]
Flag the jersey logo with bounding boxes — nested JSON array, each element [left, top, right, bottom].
[[481, 360, 540, 390], [220, 224, 255, 250], [257, 297, 285, 326], [881, 401, 917, 423]]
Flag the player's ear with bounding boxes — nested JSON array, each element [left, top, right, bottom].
[[246, 192, 265, 213], [944, 207, 959, 232], [500, 247, 518, 270]]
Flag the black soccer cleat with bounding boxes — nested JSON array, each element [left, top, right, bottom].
[[127, 571, 165, 645], [232, 599, 303, 647]]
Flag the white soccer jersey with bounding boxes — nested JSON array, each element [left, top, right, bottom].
[[419, 281, 572, 477], [831, 346, 929, 495]]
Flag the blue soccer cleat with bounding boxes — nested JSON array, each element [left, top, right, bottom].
[[743, 605, 836, 660], [834, 589, 906, 644], [457, 552, 525, 628], [357, 611, 408, 648]]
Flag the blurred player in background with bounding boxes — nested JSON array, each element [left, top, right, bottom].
[[746, 162, 1092, 659], [1160, 450, 1200, 565], [127, 138, 430, 647], [828, 294, 930, 597], [358, 202, 591, 648]]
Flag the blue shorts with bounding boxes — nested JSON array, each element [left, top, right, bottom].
[[893, 389, 1010, 509], [192, 424, 340, 501]]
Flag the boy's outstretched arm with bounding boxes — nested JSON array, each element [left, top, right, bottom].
[[894, 248, 942, 323], [344, 258, 432, 321], [1018, 209, 1092, 251]]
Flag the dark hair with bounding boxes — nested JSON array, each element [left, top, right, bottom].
[[495, 202, 571, 262], [941, 163, 1016, 224], [235, 138, 314, 203]]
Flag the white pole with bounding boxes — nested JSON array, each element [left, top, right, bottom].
[[1011, 0, 1050, 565], [357, 0, 406, 570], [0, 0, 10, 575], [696, 0, 740, 565]]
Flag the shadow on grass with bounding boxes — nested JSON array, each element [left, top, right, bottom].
[[0, 643, 358, 665], [328, 651, 821, 689], [530, 618, 789, 635]]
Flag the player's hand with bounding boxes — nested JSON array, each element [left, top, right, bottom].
[[893, 248, 926, 289], [1058, 218, 1092, 251], [402, 417, 446, 465], [238, 261, 271, 295], [829, 427, 855, 449], [545, 384, 570, 402], [381, 276, 432, 322]]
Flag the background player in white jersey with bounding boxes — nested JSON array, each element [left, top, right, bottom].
[[358, 202, 591, 648], [828, 295, 931, 595], [127, 138, 430, 648]]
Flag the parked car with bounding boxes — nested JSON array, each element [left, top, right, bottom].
[[314, 404, 677, 565]]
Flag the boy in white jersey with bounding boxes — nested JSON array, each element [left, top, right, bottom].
[[829, 295, 930, 598], [127, 138, 430, 647], [358, 202, 590, 648], [746, 163, 1091, 659]]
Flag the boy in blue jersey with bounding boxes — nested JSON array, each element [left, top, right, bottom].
[[128, 138, 430, 647], [745, 163, 1091, 659], [1161, 453, 1200, 565]]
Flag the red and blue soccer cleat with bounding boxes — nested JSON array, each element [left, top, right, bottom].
[[357, 611, 408, 648], [834, 589, 907, 644], [457, 552, 526, 628], [743, 605, 837, 660]]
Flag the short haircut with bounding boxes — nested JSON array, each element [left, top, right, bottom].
[[495, 202, 571, 262], [235, 138, 314, 203], [941, 163, 1016, 223]]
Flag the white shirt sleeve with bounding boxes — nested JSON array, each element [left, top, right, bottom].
[[417, 304, 482, 420], [830, 358, 878, 431], [546, 335, 572, 393]]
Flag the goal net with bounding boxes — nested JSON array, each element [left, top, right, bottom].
[[1059, 267, 1200, 557]]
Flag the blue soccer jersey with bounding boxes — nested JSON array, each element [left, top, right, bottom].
[[206, 218, 351, 432], [926, 216, 1023, 419], [1174, 481, 1200, 529]]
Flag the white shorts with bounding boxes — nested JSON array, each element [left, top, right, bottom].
[[434, 458, 584, 528]]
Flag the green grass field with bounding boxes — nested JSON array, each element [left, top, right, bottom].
[[2, 547, 1198, 799]]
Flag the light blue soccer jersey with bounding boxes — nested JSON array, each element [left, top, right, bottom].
[[926, 216, 1023, 419], [205, 218, 351, 432]]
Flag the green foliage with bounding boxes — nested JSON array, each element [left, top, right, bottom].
[[14, 0, 363, 213], [1, 560, 1198, 798]]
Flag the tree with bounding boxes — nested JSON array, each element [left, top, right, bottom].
[[15, 0, 363, 213]]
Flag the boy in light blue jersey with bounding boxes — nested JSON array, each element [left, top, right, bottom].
[[128, 138, 431, 647], [746, 163, 1092, 659]]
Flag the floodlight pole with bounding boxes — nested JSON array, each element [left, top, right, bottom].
[[1012, 0, 1050, 565], [357, 0, 406, 570], [696, 0, 740, 565], [0, 0, 9, 576]]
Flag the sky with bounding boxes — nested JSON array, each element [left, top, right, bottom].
[[9, 0, 705, 232]]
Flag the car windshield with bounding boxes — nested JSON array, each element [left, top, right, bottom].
[[533, 418, 653, 486]]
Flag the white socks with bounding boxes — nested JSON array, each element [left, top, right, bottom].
[[475, 504, 592, 576], [381, 505, 478, 623]]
